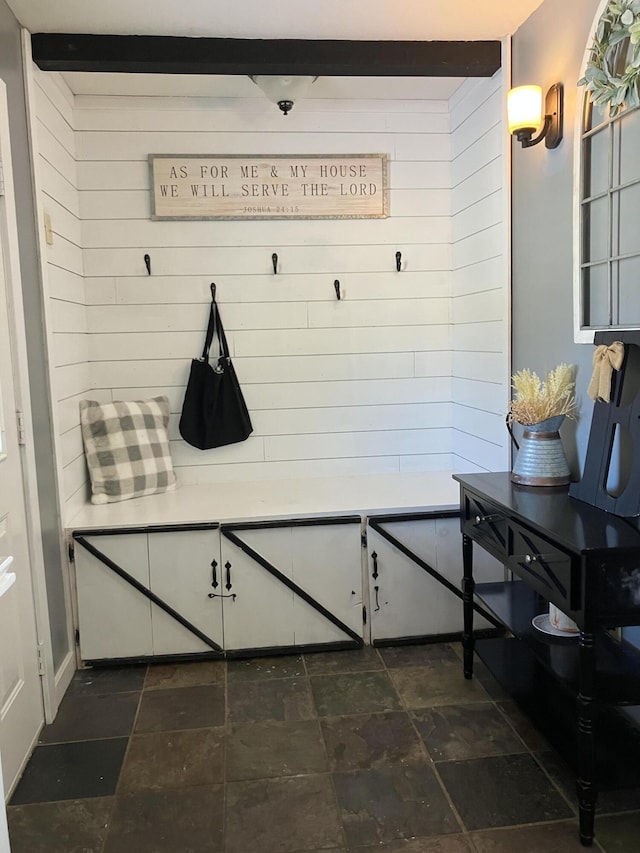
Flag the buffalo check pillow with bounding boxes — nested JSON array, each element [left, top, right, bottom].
[[80, 396, 177, 504]]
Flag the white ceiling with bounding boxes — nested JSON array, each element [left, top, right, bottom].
[[6, 0, 544, 99], [58, 73, 465, 101], [7, 0, 544, 40]]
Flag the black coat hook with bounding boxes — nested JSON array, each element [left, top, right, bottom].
[[144, 253, 151, 275], [210, 282, 216, 300], [272, 253, 278, 274], [395, 251, 402, 272], [334, 280, 341, 301]]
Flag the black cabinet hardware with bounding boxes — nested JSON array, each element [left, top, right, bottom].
[[522, 553, 557, 564], [225, 561, 233, 591], [211, 559, 218, 588], [208, 591, 237, 600], [474, 514, 501, 525], [371, 551, 378, 579]]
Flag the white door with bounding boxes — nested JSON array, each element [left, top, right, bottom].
[[0, 752, 10, 853], [0, 174, 44, 794], [222, 522, 363, 652], [75, 533, 153, 661], [221, 529, 295, 651], [290, 523, 363, 646], [149, 529, 223, 655], [0, 755, 8, 853]]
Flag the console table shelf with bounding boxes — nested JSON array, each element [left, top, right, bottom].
[[475, 636, 640, 792], [475, 580, 640, 705]]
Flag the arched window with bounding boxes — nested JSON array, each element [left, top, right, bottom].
[[576, 23, 640, 340]]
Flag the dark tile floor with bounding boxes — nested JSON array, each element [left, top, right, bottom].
[[7, 643, 640, 852]]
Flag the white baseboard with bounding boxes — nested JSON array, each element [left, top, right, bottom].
[[52, 649, 76, 719]]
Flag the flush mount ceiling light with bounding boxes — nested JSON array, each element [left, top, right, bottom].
[[250, 75, 318, 115], [507, 83, 563, 149]]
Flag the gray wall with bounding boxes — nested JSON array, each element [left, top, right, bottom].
[[512, 0, 602, 474], [0, 0, 70, 670]]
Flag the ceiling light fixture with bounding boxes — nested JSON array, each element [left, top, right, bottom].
[[507, 83, 563, 149], [250, 75, 318, 115]]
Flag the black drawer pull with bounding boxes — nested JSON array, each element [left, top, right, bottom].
[[225, 561, 232, 591], [208, 591, 237, 601], [374, 585, 380, 611], [372, 551, 379, 580], [523, 553, 560, 564], [474, 513, 501, 525], [210, 559, 218, 589]]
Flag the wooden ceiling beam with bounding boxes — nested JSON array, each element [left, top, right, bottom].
[[30, 34, 501, 77]]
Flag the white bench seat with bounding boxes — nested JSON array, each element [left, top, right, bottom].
[[67, 470, 460, 531]]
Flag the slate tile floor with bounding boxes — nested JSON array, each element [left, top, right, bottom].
[[7, 643, 640, 852]]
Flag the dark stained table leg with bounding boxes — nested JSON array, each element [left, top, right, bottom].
[[577, 629, 596, 847], [462, 533, 474, 679]]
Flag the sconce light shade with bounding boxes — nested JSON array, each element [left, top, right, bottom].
[[508, 82, 563, 149], [250, 75, 318, 115], [507, 85, 543, 135]]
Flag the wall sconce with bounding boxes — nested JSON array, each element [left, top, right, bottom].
[[507, 83, 563, 149], [250, 75, 318, 115]]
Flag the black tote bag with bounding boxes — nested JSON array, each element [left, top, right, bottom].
[[179, 285, 253, 450]]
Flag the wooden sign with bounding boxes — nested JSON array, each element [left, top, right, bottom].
[[149, 154, 388, 220]]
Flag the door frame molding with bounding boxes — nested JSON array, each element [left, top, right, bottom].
[[20, 29, 77, 716], [0, 77, 59, 723]]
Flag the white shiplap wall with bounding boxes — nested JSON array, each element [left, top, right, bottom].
[[450, 72, 510, 473], [31, 77, 510, 515], [31, 67, 92, 518], [74, 93, 455, 487]]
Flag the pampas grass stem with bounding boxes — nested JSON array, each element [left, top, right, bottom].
[[508, 363, 576, 426]]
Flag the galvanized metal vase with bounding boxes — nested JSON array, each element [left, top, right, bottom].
[[510, 415, 570, 486]]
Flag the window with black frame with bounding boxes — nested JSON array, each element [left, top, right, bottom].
[[579, 34, 640, 333]]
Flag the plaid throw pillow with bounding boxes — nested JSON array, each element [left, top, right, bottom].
[[80, 396, 177, 504]]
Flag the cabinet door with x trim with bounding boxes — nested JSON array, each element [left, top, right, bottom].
[[221, 517, 364, 654]]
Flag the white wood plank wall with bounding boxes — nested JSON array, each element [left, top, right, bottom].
[[32, 68, 92, 518], [450, 72, 510, 473], [30, 76, 510, 516], [73, 91, 456, 489]]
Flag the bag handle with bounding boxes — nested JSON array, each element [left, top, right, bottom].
[[201, 282, 231, 363]]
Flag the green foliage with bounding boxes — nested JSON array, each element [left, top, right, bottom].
[[578, 0, 640, 116]]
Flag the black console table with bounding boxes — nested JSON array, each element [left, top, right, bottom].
[[454, 471, 640, 847]]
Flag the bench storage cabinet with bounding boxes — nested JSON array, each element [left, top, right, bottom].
[[68, 473, 478, 664], [73, 516, 364, 663]]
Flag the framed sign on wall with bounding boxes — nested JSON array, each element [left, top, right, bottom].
[[149, 154, 388, 220]]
